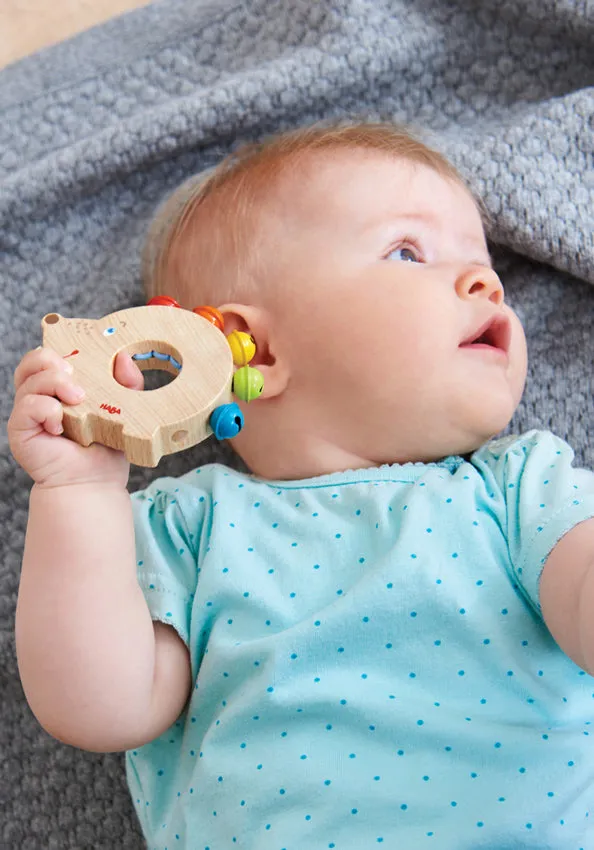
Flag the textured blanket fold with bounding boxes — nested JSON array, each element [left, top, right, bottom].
[[1, 0, 592, 846]]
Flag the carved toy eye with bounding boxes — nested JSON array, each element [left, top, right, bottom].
[[103, 327, 116, 336]]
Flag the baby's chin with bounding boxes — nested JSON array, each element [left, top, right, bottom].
[[454, 390, 519, 450]]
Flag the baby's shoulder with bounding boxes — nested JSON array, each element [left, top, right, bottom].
[[472, 429, 573, 465]]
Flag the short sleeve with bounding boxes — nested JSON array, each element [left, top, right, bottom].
[[130, 471, 210, 646], [471, 430, 594, 614]]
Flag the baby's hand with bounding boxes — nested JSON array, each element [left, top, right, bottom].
[[7, 347, 144, 489]]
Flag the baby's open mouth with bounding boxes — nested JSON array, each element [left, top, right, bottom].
[[459, 314, 511, 356]]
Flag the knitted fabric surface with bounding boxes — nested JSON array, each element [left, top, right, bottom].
[[0, 1, 593, 847]]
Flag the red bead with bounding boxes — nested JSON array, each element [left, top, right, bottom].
[[147, 295, 181, 308], [192, 305, 225, 333]]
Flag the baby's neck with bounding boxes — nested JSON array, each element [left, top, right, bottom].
[[235, 430, 380, 481], [229, 399, 475, 482]]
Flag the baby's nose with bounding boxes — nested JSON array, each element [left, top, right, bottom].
[[455, 265, 504, 305]]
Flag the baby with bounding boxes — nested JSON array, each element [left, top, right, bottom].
[[8, 120, 594, 849]]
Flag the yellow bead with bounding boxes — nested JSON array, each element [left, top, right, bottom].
[[227, 330, 256, 367]]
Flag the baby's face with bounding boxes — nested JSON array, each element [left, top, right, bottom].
[[262, 150, 527, 465]]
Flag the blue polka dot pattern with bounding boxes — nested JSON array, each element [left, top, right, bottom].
[[127, 430, 594, 848]]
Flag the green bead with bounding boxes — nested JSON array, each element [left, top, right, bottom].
[[233, 365, 264, 402]]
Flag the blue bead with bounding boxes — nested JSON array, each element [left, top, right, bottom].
[[210, 403, 244, 440]]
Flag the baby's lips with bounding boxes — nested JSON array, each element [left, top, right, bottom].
[[460, 313, 511, 354]]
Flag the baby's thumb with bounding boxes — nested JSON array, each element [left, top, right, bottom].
[[113, 351, 145, 391]]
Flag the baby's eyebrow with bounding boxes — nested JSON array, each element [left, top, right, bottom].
[[373, 212, 493, 266]]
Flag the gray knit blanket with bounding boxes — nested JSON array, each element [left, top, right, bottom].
[[1, 1, 592, 846]]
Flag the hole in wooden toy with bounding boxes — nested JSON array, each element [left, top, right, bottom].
[[116, 344, 183, 392], [142, 369, 178, 391], [44, 313, 60, 324], [171, 430, 189, 443]]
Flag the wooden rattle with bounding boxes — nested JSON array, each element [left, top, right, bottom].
[[41, 298, 264, 467]]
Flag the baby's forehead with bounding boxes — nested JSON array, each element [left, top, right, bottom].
[[269, 149, 483, 238]]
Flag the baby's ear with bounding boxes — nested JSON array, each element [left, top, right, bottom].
[[217, 302, 289, 399]]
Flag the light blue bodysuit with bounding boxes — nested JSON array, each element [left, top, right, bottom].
[[126, 430, 594, 849]]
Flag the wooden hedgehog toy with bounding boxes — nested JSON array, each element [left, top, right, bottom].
[[41, 296, 264, 467]]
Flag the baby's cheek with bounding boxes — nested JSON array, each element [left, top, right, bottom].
[[508, 313, 528, 399]]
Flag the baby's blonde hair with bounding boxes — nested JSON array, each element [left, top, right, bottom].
[[142, 119, 475, 306]]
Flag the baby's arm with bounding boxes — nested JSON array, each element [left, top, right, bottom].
[[540, 518, 594, 675], [8, 348, 191, 752]]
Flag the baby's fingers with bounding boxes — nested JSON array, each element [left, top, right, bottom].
[[113, 351, 144, 391], [10, 367, 86, 448], [14, 347, 72, 392], [9, 392, 66, 439], [14, 367, 86, 408]]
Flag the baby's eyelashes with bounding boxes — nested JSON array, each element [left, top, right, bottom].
[[385, 244, 422, 263]]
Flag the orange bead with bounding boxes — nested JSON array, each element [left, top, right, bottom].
[[192, 305, 225, 333], [147, 295, 181, 308]]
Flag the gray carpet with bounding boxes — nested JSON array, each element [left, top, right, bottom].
[[1, 0, 593, 847]]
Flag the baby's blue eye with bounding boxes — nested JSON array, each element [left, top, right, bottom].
[[387, 246, 419, 263]]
